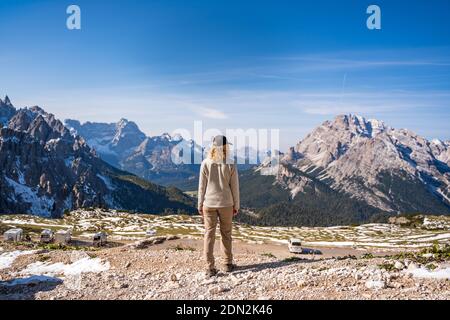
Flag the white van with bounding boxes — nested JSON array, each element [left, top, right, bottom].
[[288, 238, 303, 254]]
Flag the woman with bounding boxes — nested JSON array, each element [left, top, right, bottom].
[[198, 135, 240, 277]]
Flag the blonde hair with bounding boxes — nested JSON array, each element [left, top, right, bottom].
[[208, 144, 230, 163]]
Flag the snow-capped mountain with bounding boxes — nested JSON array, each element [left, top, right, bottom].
[[64, 118, 147, 166], [65, 119, 204, 190], [252, 114, 450, 216], [0, 96, 195, 217]]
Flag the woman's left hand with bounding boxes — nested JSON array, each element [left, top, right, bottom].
[[233, 208, 238, 216]]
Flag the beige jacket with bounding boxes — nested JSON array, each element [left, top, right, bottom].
[[198, 158, 240, 211]]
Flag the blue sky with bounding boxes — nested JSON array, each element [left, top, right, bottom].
[[0, 0, 449, 149]]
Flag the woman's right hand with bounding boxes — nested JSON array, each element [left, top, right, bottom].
[[233, 208, 238, 216], [198, 207, 203, 216]]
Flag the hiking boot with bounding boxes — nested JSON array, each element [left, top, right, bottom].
[[205, 268, 218, 278], [224, 263, 237, 273]]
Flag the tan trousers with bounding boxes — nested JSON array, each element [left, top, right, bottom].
[[203, 206, 234, 270]]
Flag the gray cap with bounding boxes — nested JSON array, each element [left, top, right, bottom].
[[212, 135, 232, 147]]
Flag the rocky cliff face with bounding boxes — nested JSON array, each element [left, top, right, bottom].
[[0, 97, 195, 217], [270, 114, 450, 214]]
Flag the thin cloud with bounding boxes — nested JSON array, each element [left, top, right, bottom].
[[195, 107, 228, 119]]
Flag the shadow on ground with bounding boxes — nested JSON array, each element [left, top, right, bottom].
[[0, 275, 62, 300], [233, 258, 317, 274], [301, 248, 323, 255]]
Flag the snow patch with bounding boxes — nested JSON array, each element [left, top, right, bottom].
[[407, 266, 450, 280], [0, 250, 36, 270], [20, 257, 110, 277], [64, 156, 75, 168], [87, 138, 117, 155], [5, 177, 54, 216]]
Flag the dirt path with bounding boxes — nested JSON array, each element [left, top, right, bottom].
[[159, 238, 400, 260]]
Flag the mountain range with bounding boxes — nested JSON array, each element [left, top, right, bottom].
[[64, 119, 203, 190], [1, 95, 449, 226], [64, 119, 262, 190], [0, 96, 195, 217]]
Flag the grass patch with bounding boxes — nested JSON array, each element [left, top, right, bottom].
[[35, 243, 100, 252], [282, 256, 303, 263], [378, 262, 396, 272], [389, 243, 450, 264], [361, 253, 375, 259], [426, 263, 438, 271], [261, 253, 277, 259], [169, 244, 196, 252], [337, 255, 357, 260], [37, 254, 51, 262]]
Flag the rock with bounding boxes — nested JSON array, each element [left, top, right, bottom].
[[171, 274, 178, 281], [113, 282, 129, 289], [407, 262, 418, 271], [394, 261, 405, 270], [132, 239, 154, 249], [69, 250, 89, 263], [365, 280, 386, 290], [391, 282, 403, 289], [208, 286, 229, 295], [125, 262, 131, 268], [361, 293, 372, 299], [152, 237, 166, 245], [297, 280, 307, 287], [201, 278, 217, 286]]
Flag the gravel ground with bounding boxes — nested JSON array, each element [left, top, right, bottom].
[[0, 238, 449, 300]]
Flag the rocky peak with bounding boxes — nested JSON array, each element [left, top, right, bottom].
[[292, 114, 390, 169], [8, 106, 72, 145], [8, 108, 35, 132], [114, 118, 145, 137], [112, 119, 146, 147], [333, 114, 387, 138], [0, 95, 17, 126], [3, 95, 12, 106], [116, 118, 129, 127]]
